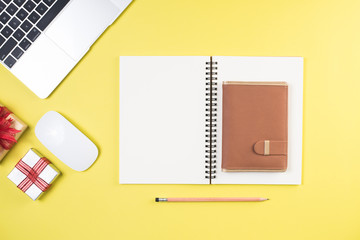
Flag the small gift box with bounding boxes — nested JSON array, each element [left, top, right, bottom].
[[0, 104, 27, 162], [8, 149, 60, 200]]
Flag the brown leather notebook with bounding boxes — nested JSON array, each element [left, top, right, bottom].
[[222, 82, 288, 172]]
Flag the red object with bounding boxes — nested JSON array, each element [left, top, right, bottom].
[[0, 106, 20, 150], [15, 158, 51, 192]]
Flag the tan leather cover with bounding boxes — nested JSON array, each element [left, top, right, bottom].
[[221, 82, 288, 171]]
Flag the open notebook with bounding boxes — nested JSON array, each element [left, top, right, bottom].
[[119, 56, 303, 184]]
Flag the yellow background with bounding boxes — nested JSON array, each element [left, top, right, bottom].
[[1, 0, 360, 239]]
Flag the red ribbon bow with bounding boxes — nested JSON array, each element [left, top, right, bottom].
[[0, 106, 20, 150], [15, 158, 52, 193]]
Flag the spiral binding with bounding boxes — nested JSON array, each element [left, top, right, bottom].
[[205, 57, 218, 182]]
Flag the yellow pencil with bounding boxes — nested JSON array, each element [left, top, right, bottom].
[[155, 197, 269, 202]]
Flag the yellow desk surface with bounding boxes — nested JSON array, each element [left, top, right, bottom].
[[1, 0, 360, 239]]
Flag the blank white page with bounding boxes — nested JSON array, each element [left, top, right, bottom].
[[213, 56, 303, 185], [119, 56, 208, 184]]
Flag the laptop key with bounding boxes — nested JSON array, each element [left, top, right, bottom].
[[0, 35, 5, 46], [24, 1, 36, 12], [43, 0, 55, 7], [27, 27, 40, 41], [13, 28, 25, 41], [0, 2, 6, 12], [20, 20, 32, 32], [28, 11, 40, 24], [14, 0, 26, 7], [3, 0, 11, 4], [19, 37, 31, 50], [4, 55, 16, 68], [6, 4, 18, 16], [1, 25, 13, 38], [0, 12, 11, 24], [37, 0, 69, 31], [0, 37, 17, 60], [11, 46, 24, 59], [9, 17, 21, 30], [16, 8, 28, 21], [34, 0, 41, 3], [35, 3, 48, 15]]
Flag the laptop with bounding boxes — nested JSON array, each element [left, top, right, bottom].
[[0, 0, 132, 98]]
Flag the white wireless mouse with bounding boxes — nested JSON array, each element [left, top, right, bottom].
[[35, 111, 98, 171]]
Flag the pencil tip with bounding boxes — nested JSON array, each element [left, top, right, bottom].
[[267, 198, 269, 200], [155, 198, 159, 202]]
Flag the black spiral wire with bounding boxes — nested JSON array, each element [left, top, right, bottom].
[[205, 58, 217, 182]]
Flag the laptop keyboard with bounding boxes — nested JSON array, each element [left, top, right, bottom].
[[0, 0, 69, 68]]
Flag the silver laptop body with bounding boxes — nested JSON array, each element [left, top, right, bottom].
[[0, 0, 132, 98]]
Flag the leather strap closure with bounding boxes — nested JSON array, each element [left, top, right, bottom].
[[253, 140, 287, 156]]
